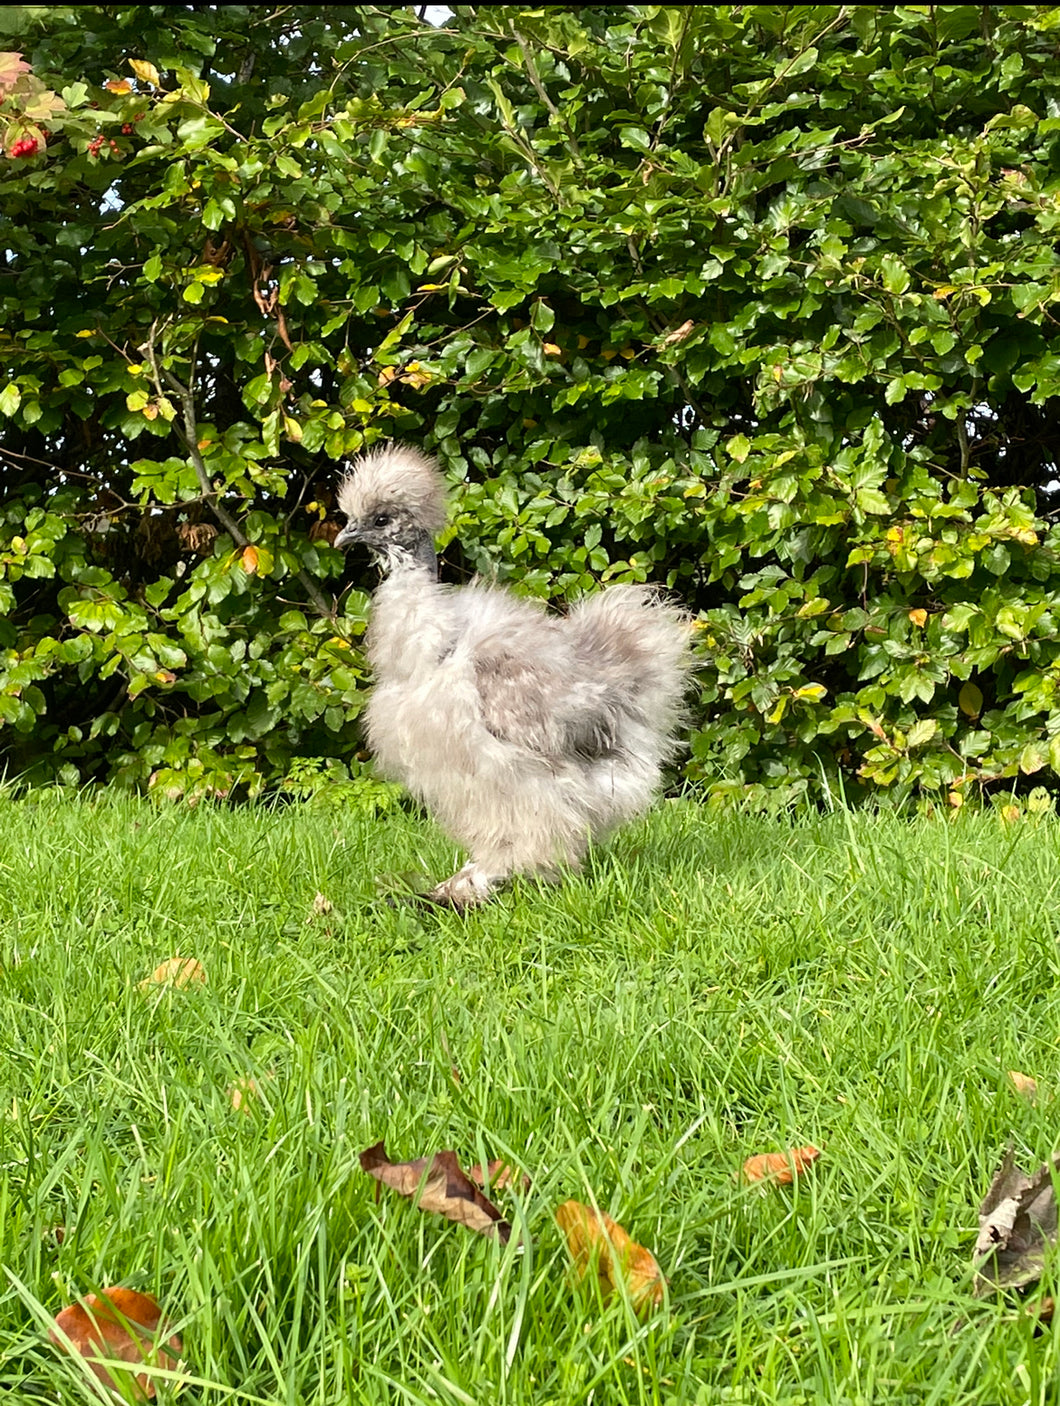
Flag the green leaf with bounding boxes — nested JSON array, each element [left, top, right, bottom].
[[879, 255, 911, 296], [778, 46, 818, 78], [907, 718, 937, 748], [530, 300, 555, 332], [618, 126, 651, 152], [855, 487, 890, 515]]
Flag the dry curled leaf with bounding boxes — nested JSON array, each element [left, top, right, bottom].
[[659, 318, 695, 348], [741, 1145, 821, 1185], [467, 1159, 531, 1194], [360, 1141, 510, 1242], [229, 1077, 260, 1113], [137, 957, 205, 992], [228, 1070, 275, 1113], [1008, 1071, 1039, 1101], [177, 521, 217, 556], [975, 1150, 1060, 1294], [49, 1288, 182, 1400], [1027, 1296, 1055, 1330], [555, 1200, 664, 1316]]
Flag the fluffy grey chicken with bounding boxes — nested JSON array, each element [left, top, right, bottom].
[[334, 444, 694, 907]]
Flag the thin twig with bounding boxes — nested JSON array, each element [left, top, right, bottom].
[[143, 321, 335, 617], [512, 27, 580, 158]]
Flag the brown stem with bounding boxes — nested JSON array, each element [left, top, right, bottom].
[[143, 322, 335, 617], [512, 27, 580, 159]]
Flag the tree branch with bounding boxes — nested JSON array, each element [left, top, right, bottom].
[[512, 27, 580, 159], [143, 322, 336, 617]]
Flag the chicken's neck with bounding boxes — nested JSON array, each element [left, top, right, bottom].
[[379, 534, 438, 576], [367, 545, 449, 682]]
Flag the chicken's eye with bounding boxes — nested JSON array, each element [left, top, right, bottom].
[[373, 513, 392, 529]]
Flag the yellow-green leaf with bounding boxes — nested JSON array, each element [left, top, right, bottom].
[[128, 58, 161, 86], [959, 682, 983, 718], [726, 433, 751, 463]]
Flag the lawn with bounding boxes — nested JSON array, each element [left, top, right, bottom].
[[0, 788, 1058, 1404]]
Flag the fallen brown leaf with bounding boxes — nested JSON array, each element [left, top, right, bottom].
[[360, 1142, 510, 1242], [137, 957, 205, 992], [467, 1159, 531, 1194], [555, 1200, 664, 1316], [228, 1070, 276, 1113], [1027, 1296, 1055, 1330], [741, 1145, 821, 1185], [1007, 1071, 1039, 1101], [229, 1077, 260, 1113], [49, 1288, 182, 1400], [975, 1150, 1060, 1294]]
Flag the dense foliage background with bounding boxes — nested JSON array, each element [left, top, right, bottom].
[[4, 4, 1060, 805]]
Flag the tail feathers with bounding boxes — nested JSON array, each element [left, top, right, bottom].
[[565, 584, 695, 732]]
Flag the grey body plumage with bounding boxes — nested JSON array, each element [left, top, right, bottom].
[[335, 444, 695, 907]]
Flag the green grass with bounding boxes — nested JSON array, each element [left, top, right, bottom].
[[1, 789, 1060, 1404]]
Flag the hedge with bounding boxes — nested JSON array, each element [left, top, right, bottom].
[[3, 5, 1060, 807]]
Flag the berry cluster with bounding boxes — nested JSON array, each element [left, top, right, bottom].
[[87, 113, 145, 157], [8, 136, 39, 158]]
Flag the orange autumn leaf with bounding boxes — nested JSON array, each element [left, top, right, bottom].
[[104, 79, 132, 94], [241, 544, 259, 574], [1008, 1070, 1039, 1100], [229, 1076, 260, 1113], [908, 608, 928, 628], [741, 1145, 821, 1185], [137, 956, 205, 992], [555, 1200, 664, 1315], [50, 1288, 182, 1400], [228, 1069, 275, 1113]]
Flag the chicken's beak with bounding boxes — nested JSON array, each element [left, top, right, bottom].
[[334, 522, 361, 551]]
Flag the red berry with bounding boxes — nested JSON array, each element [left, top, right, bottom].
[[134, 112, 145, 122], [121, 123, 133, 135], [9, 136, 39, 158]]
